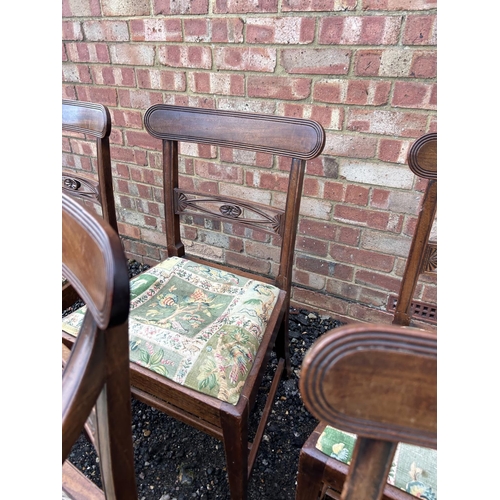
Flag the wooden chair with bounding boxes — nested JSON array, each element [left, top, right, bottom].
[[62, 192, 137, 500], [63, 104, 325, 499], [392, 133, 437, 326], [62, 99, 118, 310], [295, 323, 437, 500]]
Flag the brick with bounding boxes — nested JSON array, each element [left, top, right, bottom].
[[282, 0, 357, 11], [278, 103, 344, 131], [299, 219, 337, 241], [292, 269, 326, 290], [65, 42, 110, 63], [392, 81, 436, 110], [83, 20, 129, 41], [226, 251, 272, 275], [217, 98, 277, 114], [361, 0, 436, 10], [354, 50, 382, 77], [195, 160, 243, 183], [247, 171, 289, 192], [246, 240, 281, 261], [335, 226, 360, 246], [91, 66, 136, 87], [126, 130, 162, 150], [221, 148, 273, 168], [153, 0, 209, 14], [323, 180, 344, 202], [214, 47, 276, 72], [345, 185, 369, 205], [63, 85, 77, 100], [76, 86, 117, 106], [110, 44, 155, 66], [118, 221, 141, 240], [130, 18, 183, 42], [378, 139, 411, 164], [211, 18, 245, 43], [62, 64, 92, 83], [296, 236, 328, 256], [63, 0, 101, 17], [346, 80, 391, 106], [159, 45, 212, 69], [334, 205, 391, 231], [347, 109, 428, 137], [348, 302, 393, 324], [403, 14, 437, 45], [248, 76, 311, 100], [318, 16, 401, 45], [189, 72, 245, 96], [246, 17, 315, 44], [370, 188, 391, 209], [299, 197, 332, 220], [137, 69, 186, 92], [387, 190, 421, 215], [338, 159, 414, 189], [361, 229, 410, 258], [62, 21, 83, 41], [355, 269, 401, 292], [184, 18, 210, 42], [303, 177, 322, 197], [410, 51, 437, 78], [295, 255, 336, 277], [214, 0, 278, 13], [281, 48, 350, 74], [324, 132, 378, 158], [101, 0, 150, 16], [117, 89, 164, 109], [330, 242, 395, 271], [111, 145, 148, 165]]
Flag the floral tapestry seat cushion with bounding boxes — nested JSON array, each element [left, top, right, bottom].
[[62, 257, 280, 405], [316, 425, 437, 499]]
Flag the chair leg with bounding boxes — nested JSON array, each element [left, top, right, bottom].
[[295, 448, 324, 500], [274, 310, 292, 378], [221, 404, 249, 500]]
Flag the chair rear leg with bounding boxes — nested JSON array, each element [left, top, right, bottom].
[[221, 405, 249, 500], [295, 449, 324, 500], [274, 310, 291, 378]]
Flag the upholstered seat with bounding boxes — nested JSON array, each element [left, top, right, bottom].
[[315, 425, 437, 499], [63, 256, 280, 405]]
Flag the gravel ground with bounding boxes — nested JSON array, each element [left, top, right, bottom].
[[63, 260, 344, 500]]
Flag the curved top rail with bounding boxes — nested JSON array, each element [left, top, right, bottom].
[[407, 133, 437, 180], [144, 104, 325, 160], [62, 100, 111, 139]]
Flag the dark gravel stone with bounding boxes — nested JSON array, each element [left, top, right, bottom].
[[65, 260, 344, 500]]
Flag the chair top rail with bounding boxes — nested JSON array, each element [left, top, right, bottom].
[[144, 104, 325, 160], [63, 99, 111, 139], [407, 132, 437, 180]]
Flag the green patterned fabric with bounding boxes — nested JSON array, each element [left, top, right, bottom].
[[316, 425, 437, 499], [62, 256, 280, 405]]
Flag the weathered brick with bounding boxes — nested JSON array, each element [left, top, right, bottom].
[[378, 139, 411, 164], [101, 0, 150, 16], [281, 48, 350, 74], [91, 66, 136, 87], [283, 0, 357, 11], [130, 18, 183, 42], [319, 16, 401, 45], [83, 20, 129, 41], [65, 42, 110, 63], [345, 184, 370, 206], [403, 14, 437, 45], [153, 0, 209, 14], [295, 255, 336, 277], [299, 219, 337, 241], [246, 17, 315, 44], [111, 145, 148, 165], [346, 80, 391, 106], [137, 69, 186, 92], [410, 51, 436, 78], [392, 81, 436, 110], [189, 72, 244, 96], [110, 44, 155, 66], [291, 287, 349, 316], [63, 0, 101, 17], [62, 64, 92, 83], [117, 89, 164, 109], [278, 102, 344, 131], [362, 0, 436, 10], [330, 242, 395, 272], [222, 148, 273, 168], [296, 236, 328, 256], [195, 160, 243, 183], [361, 229, 411, 258], [159, 45, 212, 69], [347, 109, 428, 138], [126, 130, 162, 150], [338, 159, 415, 189], [211, 18, 245, 43], [248, 76, 311, 100], [323, 180, 344, 202], [214, 0, 278, 13], [62, 21, 83, 40], [324, 132, 378, 158], [214, 47, 276, 72], [292, 268, 327, 290], [76, 86, 117, 106]]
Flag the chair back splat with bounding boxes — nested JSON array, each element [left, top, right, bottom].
[[63, 104, 325, 500], [62, 193, 137, 499], [62, 99, 119, 310], [296, 323, 437, 500], [392, 133, 437, 326]]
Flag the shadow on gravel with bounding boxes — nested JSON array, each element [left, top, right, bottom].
[[64, 260, 344, 500]]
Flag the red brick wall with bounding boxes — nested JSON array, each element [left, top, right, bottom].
[[62, 0, 437, 329]]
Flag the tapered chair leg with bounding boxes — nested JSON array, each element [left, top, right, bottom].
[[221, 403, 249, 500]]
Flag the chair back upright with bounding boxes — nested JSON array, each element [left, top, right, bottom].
[[393, 133, 437, 326], [62, 192, 137, 500]]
